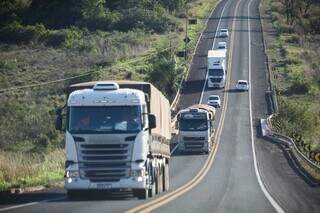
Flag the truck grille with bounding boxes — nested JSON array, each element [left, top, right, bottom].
[[78, 143, 131, 182], [183, 137, 205, 141], [185, 142, 204, 149]]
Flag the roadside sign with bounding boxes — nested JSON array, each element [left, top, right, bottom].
[[183, 37, 191, 43], [189, 18, 197, 25]]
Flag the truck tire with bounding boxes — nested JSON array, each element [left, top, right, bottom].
[[163, 162, 170, 191], [148, 169, 156, 197], [133, 189, 148, 200], [67, 190, 81, 200], [205, 141, 212, 154]]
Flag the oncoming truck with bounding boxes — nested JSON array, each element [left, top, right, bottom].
[[55, 80, 171, 199], [176, 104, 216, 154], [207, 49, 227, 88]]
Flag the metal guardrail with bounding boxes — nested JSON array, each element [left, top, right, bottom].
[[261, 116, 320, 181], [258, 2, 278, 114]]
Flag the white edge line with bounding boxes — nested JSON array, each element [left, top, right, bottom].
[[199, 0, 229, 104], [170, 143, 179, 155], [247, 0, 285, 212], [0, 196, 66, 212]]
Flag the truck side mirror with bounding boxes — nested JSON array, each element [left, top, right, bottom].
[[148, 114, 156, 129], [55, 108, 63, 131]]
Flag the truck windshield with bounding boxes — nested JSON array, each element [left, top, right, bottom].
[[69, 106, 142, 134], [209, 69, 224, 76], [210, 77, 222, 82], [180, 119, 208, 131]]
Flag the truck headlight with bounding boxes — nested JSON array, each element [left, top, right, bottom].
[[65, 170, 79, 178], [131, 169, 145, 177]]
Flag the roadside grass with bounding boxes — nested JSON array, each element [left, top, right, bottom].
[[0, 149, 65, 191], [262, 0, 320, 154]]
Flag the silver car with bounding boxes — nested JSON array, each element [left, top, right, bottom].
[[207, 95, 221, 108], [219, 29, 229, 37], [235, 80, 249, 91], [218, 42, 227, 49]]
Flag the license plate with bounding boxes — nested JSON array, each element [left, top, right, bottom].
[[97, 183, 112, 189]]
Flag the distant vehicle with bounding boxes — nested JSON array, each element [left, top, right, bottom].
[[207, 49, 227, 88], [219, 29, 229, 37], [236, 80, 249, 91], [217, 42, 227, 49], [177, 104, 216, 154], [55, 81, 171, 200], [207, 95, 221, 108]]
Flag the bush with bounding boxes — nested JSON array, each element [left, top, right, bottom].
[[285, 34, 300, 44], [115, 7, 178, 33], [278, 24, 295, 34], [147, 48, 181, 98], [43, 30, 67, 47], [275, 99, 319, 137], [288, 71, 310, 94], [0, 22, 47, 44]]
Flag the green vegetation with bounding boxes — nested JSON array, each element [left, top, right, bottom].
[[0, 149, 64, 190], [262, 0, 320, 153], [0, 0, 218, 190]]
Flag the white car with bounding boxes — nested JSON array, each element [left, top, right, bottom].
[[207, 95, 221, 108], [218, 42, 227, 49], [236, 80, 249, 91], [219, 29, 229, 37]]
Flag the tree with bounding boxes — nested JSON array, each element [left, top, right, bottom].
[[148, 48, 179, 98], [26, 0, 107, 29]]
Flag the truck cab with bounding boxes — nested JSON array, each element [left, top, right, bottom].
[[207, 50, 227, 88], [176, 105, 215, 154], [56, 81, 171, 200]]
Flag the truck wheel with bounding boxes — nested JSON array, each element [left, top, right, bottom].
[[163, 162, 170, 191], [148, 172, 156, 197], [67, 190, 80, 200], [133, 189, 148, 200]]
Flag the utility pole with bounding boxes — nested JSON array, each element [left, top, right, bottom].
[[185, 4, 188, 60]]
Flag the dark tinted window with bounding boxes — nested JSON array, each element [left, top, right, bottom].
[[69, 106, 142, 134], [209, 69, 224, 76]]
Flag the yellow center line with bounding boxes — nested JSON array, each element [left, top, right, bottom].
[[125, 0, 241, 212]]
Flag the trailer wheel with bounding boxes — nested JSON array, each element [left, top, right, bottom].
[[133, 189, 148, 200], [163, 162, 170, 191], [157, 166, 163, 194]]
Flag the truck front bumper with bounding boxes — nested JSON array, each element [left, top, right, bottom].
[[65, 176, 147, 190], [178, 142, 209, 152]]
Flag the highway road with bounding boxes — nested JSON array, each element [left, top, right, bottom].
[[1, 0, 319, 212]]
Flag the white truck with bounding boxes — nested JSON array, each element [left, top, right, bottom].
[[207, 49, 227, 88], [176, 104, 216, 154], [55, 81, 171, 200]]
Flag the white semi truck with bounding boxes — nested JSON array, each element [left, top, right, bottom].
[[55, 81, 171, 200], [176, 104, 216, 154], [207, 49, 227, 88]]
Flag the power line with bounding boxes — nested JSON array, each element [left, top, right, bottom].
[[0, 42, 180, 94], [0, 70, 95, 94]]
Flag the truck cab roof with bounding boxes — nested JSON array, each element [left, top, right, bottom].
[[68, 82, 146, 106]]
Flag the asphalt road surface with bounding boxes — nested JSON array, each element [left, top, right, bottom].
[[1, 0, 319, 212]]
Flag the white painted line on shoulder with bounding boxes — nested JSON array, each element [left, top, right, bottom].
[[247, 0, 285, 212], [0, 196, 66, 212], [170, 143, 179, 155]]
